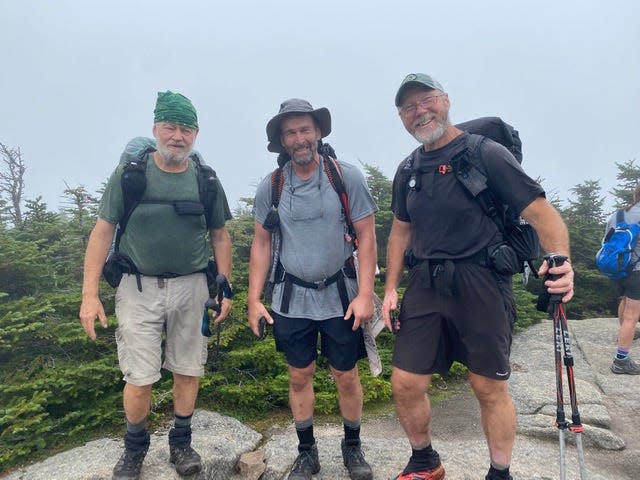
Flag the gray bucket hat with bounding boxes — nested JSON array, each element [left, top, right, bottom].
[[395, 73, 444, 106], [266, 98, 331, 153]]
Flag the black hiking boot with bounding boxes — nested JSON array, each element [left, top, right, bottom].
[[287, 443, 320, 480], [341, 439, 373, 480], [169, 444, 202, 476], [112, 447, 148, 480]]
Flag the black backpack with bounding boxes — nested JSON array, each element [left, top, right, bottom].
[[102, 137, 218, 289], [115, 137, 218, 251], [402, 117, 539, 275]]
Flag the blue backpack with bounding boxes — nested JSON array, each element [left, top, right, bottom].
[[595, 209, 640, 279]]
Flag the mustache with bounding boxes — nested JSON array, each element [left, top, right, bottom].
[[414, 115, 434, 127]]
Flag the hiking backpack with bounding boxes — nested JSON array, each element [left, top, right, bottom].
[[402, 116, 539, 275], [115, 137, 218, 249], [102, 137, 219, 290], [261, 143, 358, 304], [595, 209, 640, 279], [265, 143, 357, 246]]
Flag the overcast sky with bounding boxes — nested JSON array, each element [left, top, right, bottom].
[[1, 0, 638, 215]]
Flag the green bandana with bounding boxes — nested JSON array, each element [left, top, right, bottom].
[[153, 91, 198, 129]]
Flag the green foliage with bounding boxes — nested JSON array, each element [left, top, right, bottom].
[[610, 159, 640, 210]]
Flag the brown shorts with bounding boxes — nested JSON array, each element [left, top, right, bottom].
[[392, 262, 516, 380]]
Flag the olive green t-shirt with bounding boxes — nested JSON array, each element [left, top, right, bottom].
[[99, 154, 232, 275]]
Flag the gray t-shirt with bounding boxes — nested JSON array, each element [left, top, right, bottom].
[[254, 159, 378, 320], [606, 204, 640, 271]]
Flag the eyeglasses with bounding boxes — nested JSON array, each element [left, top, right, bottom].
[[399, 94, 445, 117]]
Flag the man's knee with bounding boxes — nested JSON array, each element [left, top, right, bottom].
[[469, 374, 510, 404], [331, 366, 361, 392], [392, 368, 429, 401], [289, 363, 315, 392]]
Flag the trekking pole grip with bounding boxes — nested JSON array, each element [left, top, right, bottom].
[[535, 253, 568, 311]]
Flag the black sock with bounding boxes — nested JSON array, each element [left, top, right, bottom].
[[402, 444, 440, 474], [343, 420, 361, 446], [124, 429, 150, 452], [488, 465, 511, 479], [169, 411, 194, 448], [295, 419, 315, 452], [174, 412, 193, 428]]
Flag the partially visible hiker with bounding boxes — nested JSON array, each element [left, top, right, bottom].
[[381, 73, 574, 480], [79, 91, 233, 479], [604, 183, 640, 375], [247, 98, 378, 480]]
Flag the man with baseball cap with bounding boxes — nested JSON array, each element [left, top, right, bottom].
[[248, 98, 378, 480], [80, 91, 233, 479], [382, 74, 574, 480]]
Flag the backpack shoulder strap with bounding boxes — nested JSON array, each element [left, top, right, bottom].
[[115, 148, 153, 250], [322, 156, 358, 246], [191, 154, 218, 229], [452, 133, 506, 233], [270, 166, 285, 209]]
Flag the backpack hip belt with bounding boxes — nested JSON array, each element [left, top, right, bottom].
[[278, 257, 357, 314]]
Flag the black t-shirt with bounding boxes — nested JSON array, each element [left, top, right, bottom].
[[391, 133, 544, 260]]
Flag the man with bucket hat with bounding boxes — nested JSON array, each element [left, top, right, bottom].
[[248, 99, 378, 480], [79, 91, 233, 479], [382, 74, 574, 480]]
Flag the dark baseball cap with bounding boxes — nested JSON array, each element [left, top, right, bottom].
[[395, 73, 444, 106]]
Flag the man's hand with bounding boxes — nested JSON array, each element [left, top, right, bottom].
[[212, 297, 232, 324], [382, 289, 399, 332], [248, 300, 273, 338], [344, 293, 374, 330], [538, 258, 574, 303], [79, 295, 108, 340]]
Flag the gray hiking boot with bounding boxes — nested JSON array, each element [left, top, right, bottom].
[[341, 439, 373, 480], [287, 444, 320, 480], [611, 356, 640, 375], [112, 447, 148, 480], [169, 444, 202, 476]]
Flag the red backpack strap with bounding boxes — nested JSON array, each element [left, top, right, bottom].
[[322, 157, 358, 248], [270, 166, 285, 208]]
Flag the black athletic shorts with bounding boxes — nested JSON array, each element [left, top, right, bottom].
[[615, 270, 640, 300], [392, 262, 516, 380], [272, 312, 367, 371]]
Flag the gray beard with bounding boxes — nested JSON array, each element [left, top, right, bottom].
[[413, 112, 450, 146], [156, 145, 192, 166], [291, 151, 314, 166]]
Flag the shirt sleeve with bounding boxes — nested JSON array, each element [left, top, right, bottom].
[[97, 166, 125, 225], [338, 161, 378, 222], [253, 174, 273, 225], [390, 161, 411, 222], [480, 140, 545, 215], [208, 177, 233, 229]]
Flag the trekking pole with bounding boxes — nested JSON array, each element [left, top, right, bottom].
[[537, 254, 586, 480]]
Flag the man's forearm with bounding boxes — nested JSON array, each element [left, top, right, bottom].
[[211, 227, 232, 280], [82, 220, 116, 297]]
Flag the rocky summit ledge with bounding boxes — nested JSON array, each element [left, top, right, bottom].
[[4, 318, 640, 480]]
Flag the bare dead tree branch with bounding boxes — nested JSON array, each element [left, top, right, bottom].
[[0, 142, 26, 226]]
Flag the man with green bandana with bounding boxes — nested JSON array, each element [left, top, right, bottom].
[[79, 91, 233, 479]]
